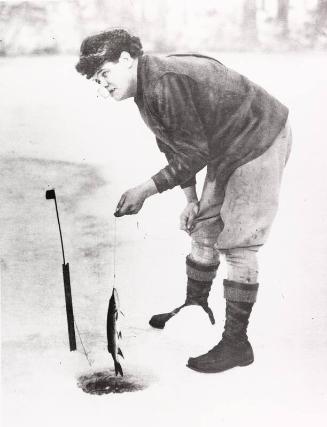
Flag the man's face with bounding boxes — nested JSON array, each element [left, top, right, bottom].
[[94, 52, 136, 101]]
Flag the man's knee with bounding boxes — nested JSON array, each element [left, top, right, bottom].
[[221, 246, 260, 284], [190, 240, 220, 266]]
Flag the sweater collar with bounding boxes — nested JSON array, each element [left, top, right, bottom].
[[134, 54, 147, 105]]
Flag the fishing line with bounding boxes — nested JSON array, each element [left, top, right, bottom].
[[74, 320, 92, 367], [79, 217, 120, 367], [74, 217, 119, 368], [113, 216, 117, 288]]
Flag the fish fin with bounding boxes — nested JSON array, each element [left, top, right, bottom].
[[114, 360, 123, 377], [115, 312, 119, 321], [117, 331, 122, 339], [120, 311, 125, 317], [117, 347, 124, 359]]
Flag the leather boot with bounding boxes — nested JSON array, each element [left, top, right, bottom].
[[149, 256, 219, 329], [187, 281, 258, 373]]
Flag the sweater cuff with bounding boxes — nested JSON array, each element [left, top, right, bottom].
[[180, 176, 196, 189], [151, 165, 178, 193], [152, 169, 197, 193], [151, 171, 171, 193]]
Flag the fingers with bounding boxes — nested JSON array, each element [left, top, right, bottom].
[[187, 219, 195, 232], [115, 205, 134, 217], [179, 203, 199, 233], [186, 203, 199, 232], [187, 211, 194, 229], [180, 213, 188, 231], [115, 194, 126, 216], [114, 210, 124, 217], [114, 193, 143, 217], [186, 217, 195, 233], [115, 194, 134, 217], [180, 213, 194, 234], [116, 207, 141, 216]]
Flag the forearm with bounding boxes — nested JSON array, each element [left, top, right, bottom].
[[182, 185, 198, 203]]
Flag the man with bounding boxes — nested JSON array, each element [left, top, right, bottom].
[[76, 29, 292, 373]]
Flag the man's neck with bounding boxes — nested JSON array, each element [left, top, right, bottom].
[[130, 57, 139, 98]]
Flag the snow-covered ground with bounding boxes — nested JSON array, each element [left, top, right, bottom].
[[1, 52, 327, 426]]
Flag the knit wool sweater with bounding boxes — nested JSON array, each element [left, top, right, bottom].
[[134, 54, 289, 193]]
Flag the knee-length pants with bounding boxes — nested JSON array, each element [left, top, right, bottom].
[[190, 118, 292, 287]]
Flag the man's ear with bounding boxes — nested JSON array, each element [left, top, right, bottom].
[[119, 51, 133, 67]]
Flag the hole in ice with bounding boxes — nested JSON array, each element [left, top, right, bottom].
[[77, 370, 148, 395]]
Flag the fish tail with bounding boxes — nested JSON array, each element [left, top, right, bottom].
[[114, 360, 123, 377]]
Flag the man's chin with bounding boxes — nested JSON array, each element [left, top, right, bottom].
[[111, 89, 133, 101], [111, 91, 123, 101], [113, 95, 128, 102]]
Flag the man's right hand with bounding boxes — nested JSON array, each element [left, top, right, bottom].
[[180, 201, 199, 234]]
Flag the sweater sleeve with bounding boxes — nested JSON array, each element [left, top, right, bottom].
[[149, 73, 209, 193], [155, 137, 196, 189]]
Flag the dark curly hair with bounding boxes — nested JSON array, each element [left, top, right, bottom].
[[75, 29, 143, 79]]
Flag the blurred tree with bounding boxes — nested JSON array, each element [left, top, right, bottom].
[[316, 0, 327, 34], [153, 0, 170, 51], [95, 0, 107, 25], [72, 0, 86, 39], [242, 0, 258, 47], [277, 0, 290, 38], [305, 0, 327, 48], [0, 1, 56, 55], [0, 0, 327, 54]]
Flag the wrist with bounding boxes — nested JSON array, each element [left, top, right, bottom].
[[139, 179, 158, 199], [183, 185, 198, 203]]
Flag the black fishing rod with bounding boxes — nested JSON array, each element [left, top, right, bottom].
[[46, 189, 76, 351]]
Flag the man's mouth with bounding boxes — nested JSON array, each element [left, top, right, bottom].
[[109, 88, 116, 96]]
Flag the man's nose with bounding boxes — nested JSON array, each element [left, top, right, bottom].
[[97, 76, 109, 87]]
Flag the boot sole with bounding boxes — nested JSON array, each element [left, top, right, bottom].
[[186, 358, 254, 373], [149, 322, 165, 330]]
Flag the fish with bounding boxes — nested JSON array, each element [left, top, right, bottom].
[[106, 287, 124, 376]]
